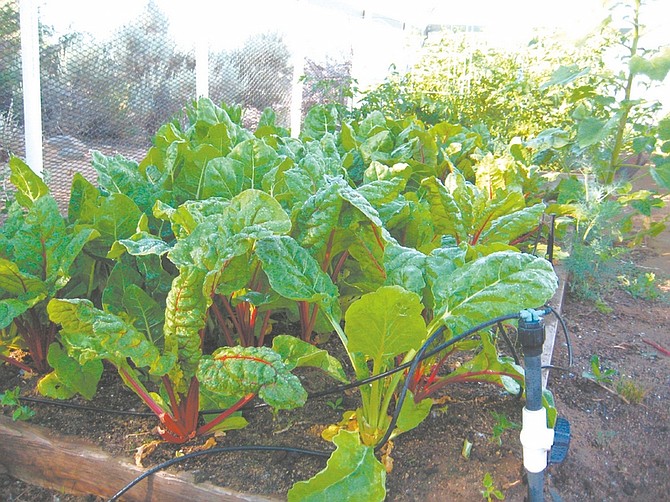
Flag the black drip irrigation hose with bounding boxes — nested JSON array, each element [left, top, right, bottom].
[[18, 396, 157, 417], [108, 446, 333, 502]]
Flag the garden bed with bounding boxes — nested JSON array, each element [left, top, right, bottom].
[[2, 247, 670, 501]]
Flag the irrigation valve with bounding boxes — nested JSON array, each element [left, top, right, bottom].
[[517, 309, 546, 357], [520, 407, 555, 473], [518, 309, 553, 474]]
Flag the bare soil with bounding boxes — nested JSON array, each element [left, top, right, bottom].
[[1, 151, 669, 501]]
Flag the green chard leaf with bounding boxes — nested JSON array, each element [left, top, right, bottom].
[[255, 235, 341, 324], [271, 335, 348, 383], [287, 430, 386, 502], [345, 285, 426, 365], [8, 156, 49, 208], [37, 343, 103, 400], [47, 298, 175, 375], [421, 176, 467, 242], [197, 346, 307, 409], [0, 297, 42, 330], [431, 251, 557, 336], [163, 268, 210, 384], [301, 104, 339, 141]]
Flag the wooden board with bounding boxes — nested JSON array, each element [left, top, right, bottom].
[[542, 263, 569, 388], [0, 415, 276, 501]]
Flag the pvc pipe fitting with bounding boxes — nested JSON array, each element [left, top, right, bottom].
[[519, 406, 555, 473]]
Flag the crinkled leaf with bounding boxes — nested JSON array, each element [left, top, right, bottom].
[[223, 189, 291, 237], [346, 225, 388, 291], [284, 155, 328, 206], [271, 335, 348, 383], [421, 177, 466, 241], [345, 285, 426, 363], [0, 297, 42, 330], [287, 430, 386, 502], [383, 243, 427, 296], [200, 156, 244, 199], [0, 258, 47, 296], [0, 196, 97, 295], [293, 182, 343, 252], [169, 190, 290, 270], [302, 105, 339, 141], [8, 156, 49, 208], [357, 177, 407, 207], [92, 150, 144, 196], [335, 177, 383, 228], [256, 235, 341, 324], [228, 137, 280, 190], [172, 144, 222, 202], [123, 284, 165, 345], [47, 298, 175, 375], [432, 251, 557, 335], [118, 233, 171, 257], [67, 173, 99, 223], [82, 193, 142, 258], [102, 259, 143, 314], [163, 268, 209, 383], [198, 346, 307, 409], [479, 203, 545, 244]]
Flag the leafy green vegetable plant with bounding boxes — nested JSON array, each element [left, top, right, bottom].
[[481, 472, 505, 501], [45, 293, 335, 443], [0, 386, 35, 421], [45, 185, 347, 442], [0, 157, 98, 374]]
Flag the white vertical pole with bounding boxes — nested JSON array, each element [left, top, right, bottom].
[[289, 0, 305, 138], [195, 33, 209, 99], [19, 0, 43, 177]]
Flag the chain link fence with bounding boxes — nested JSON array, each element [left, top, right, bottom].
[[3, 0, 414, 206]]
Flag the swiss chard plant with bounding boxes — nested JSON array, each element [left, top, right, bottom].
[[0, 157, 98, 374], [42, 184, 349, 442], [45, 264, 345, 444], [294, 250, 557, 500]]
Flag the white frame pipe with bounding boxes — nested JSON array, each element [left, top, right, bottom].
[[19, 0, 44, 177]]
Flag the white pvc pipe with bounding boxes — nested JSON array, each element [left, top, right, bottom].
[[19, 0, 43, 177], [195, 33, 209, 99]]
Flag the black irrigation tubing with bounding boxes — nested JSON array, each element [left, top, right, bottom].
[[547, 304, 574, 367], [108, 445, 333, 502], [18, 395, 157, 417]]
